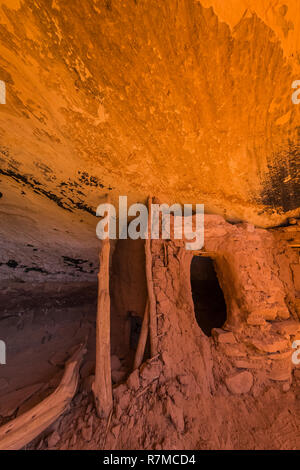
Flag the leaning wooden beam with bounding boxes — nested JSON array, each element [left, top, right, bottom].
[[93, 236, 113, 418], [133, 300, 150, 370], [145, 196, 158, 356], [0, 344, 86, 451]]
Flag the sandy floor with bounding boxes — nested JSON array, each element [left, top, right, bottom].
[[0, 279, 299, 450], [0, 281, 97, 424]]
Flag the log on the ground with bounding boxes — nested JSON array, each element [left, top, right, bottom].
[[0, 344, 86, 451]]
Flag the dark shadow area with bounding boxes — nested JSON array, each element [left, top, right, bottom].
[[190, 256, 227, 337], [110, 238, 148, 381], [128, 311, 142, 350], [0, 281, 97, 423]]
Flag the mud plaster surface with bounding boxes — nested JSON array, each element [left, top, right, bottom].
[[20, 216, 300, 450]]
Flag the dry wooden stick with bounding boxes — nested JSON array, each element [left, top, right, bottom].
[[102, 407, 113, 450], [93, 233, 113, 418], [0, 344, 86, 451], [136, 377, 160, 398], [145, 196, 158, 357], [133, 300, 150, 370], [148, 353, 160, 362]]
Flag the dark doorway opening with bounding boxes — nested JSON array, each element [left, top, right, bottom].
[[128, 311, 142, 350], [190, 256, 227, 337]]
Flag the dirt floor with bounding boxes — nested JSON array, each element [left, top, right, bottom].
[[0, 219, 299, 450], [0, 281, 97, 426], [24, 342, 300, 451], [0, 279, 298, 451]]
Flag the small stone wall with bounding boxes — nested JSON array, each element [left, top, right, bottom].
[[107, 215, 300, 449], [151, 214, 300, 389]]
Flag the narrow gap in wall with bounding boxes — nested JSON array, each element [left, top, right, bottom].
[[190, 256, 227, 337], [110, 238, 148, 383]]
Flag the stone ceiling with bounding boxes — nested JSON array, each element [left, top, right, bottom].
[[0, 0, 299, 237]]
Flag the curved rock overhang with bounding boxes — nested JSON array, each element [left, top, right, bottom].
[[0, 0, 299, 244]]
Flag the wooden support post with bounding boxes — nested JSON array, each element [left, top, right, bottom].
[[93, 235, 113, 418], [145, 196, 158, 357], [133, 300, 150, 370]]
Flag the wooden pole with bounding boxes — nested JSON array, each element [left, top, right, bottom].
[[133, 300, 150, 370], [93, 234, 113, 418], [145, 196, 158, 356]]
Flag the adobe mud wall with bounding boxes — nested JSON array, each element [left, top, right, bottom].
[[150, 215, 300, 384], [103, 215, 300, 450]]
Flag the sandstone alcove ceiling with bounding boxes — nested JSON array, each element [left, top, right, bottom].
[[0, 0, 299, 453], [0, 0, 299, 234]]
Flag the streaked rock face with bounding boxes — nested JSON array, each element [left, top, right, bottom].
[[0, 2, 299, 450], [0, 0, 299, 241]]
